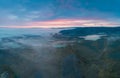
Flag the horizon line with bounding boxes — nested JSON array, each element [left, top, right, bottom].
[[0, 26, 120, 29]]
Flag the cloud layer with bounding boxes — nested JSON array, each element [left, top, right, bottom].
[[0, 0, 120, 28]]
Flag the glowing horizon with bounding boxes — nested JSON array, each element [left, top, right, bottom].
[[0, 19, 119, 28]]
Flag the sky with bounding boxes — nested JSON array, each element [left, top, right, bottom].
[[0, 0, 120, 28]]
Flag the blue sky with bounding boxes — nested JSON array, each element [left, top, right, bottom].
[[0, 0, 120, 28]]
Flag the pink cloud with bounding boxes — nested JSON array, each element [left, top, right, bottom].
[[0, 18, 119, 28]]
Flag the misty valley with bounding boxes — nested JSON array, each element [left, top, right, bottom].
[[0, 27, 120, 78]]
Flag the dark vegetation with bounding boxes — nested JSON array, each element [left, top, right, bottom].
[[60, 27, 120, 37], [57, 38, 120, 78]]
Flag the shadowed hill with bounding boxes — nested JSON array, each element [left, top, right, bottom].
[[60, 27, 120, 37]]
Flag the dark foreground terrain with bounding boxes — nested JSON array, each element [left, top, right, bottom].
[[0, 27, 120, 78]]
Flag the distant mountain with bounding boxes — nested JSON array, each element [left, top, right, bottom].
[[59, 27, 120, 37]]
